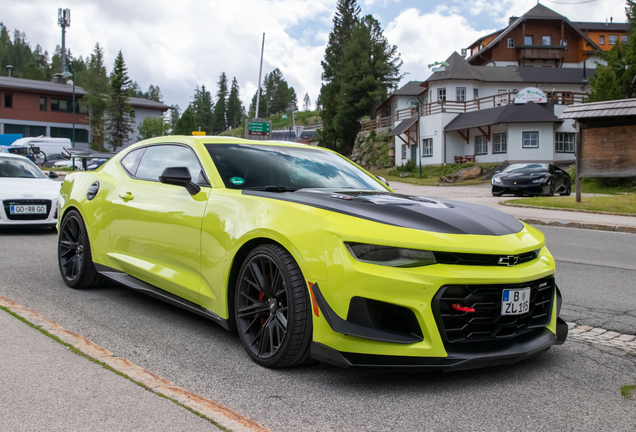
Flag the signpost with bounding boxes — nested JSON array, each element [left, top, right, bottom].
[[245, 119, 272, 140]]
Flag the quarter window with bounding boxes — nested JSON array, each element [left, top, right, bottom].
[[120, 148, 144, 176], [507, 38, 515, 49], [475, 136, 488, 155], [422, 138, 433, 157], [555, 132, 575, 153], [135, 145, 205, 184], [493, 133, 507, 153], [438, 88, 446, 101], [609, 35, 618, 45], [456, 87, 466, 102], [522, 131, 539, 148]]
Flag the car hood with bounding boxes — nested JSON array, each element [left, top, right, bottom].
[[244, 189, 524, 236], [497, 172, 549, 180], [0, 177, 62, 200]]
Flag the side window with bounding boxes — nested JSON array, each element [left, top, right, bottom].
[[135, 145, 206, 184], [121, 148, 144, 176]]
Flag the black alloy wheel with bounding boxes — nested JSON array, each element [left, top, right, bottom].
[[235, 244, 312, 368], [547, 180, 555, 197], [58, 210, 104, 289], [560, 181, 572, 196]]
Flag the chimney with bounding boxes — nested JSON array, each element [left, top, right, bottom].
[[610, 17, 613, 24], [509, 16, 518, 26], [6, 65, 13, 77], [606, 18, 608, 26]]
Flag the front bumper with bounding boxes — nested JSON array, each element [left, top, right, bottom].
[[0, 198, 58, 227], [492, 183, 550, 196]]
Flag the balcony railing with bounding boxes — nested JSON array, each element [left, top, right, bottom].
[[360, 91, 587, 131]]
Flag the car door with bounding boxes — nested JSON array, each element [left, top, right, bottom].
[[108, 144, 210, 304]]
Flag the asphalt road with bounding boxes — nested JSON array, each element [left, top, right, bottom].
[[0, 227, 635, 432]]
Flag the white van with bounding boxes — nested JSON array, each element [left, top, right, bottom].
[[9, 137, 72, 157]]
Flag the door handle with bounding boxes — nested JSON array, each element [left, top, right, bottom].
[[119, 192, 134, 202]]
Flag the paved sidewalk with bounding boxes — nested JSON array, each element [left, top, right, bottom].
[[389, 181, 636, 229], [0, 309, 218, 432]]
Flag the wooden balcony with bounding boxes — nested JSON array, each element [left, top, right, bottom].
[[360, 91, 586, 131], [517, 45, 566, 61]]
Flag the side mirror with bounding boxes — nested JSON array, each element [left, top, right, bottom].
[[495, 170, 501, 174], [159, 167, 201, 195], [48, 171, 59, 179], [555, 170, 563, 173], [376, 175, 390, 187]]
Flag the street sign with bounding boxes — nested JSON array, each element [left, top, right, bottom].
[[293, 126, 304, 137], [282, 115, 288, 119], [192, 131, 206, 136], [248, 122, 270, 133]]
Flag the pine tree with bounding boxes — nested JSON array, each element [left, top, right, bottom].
[[192, 85, 214, 133], [212, 72, 229, 134], [82, 43, 110, 151], [174, 106, 197, 135], [226, 77, 244, 129], [106, 50, 135, 150], [169, 104, 181, 133], [319, 0, 361, 150], [248, 87, 266, 118], [303, 93, 311, 111]]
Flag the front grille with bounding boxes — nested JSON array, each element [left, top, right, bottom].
[[3, 200, 52, 221], [432, 277, 555, 344], [434, 249, 540, 266]]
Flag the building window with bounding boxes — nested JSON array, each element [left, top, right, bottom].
[[522, 131, 539, 148], [456, 87, 466, 102], [497, 89, 508, 106], [401, 144, 406, 160], [40, 97, 47, 111], [555, 132, 575, 153], [507, 38, 515, 48], [622, 35, 628, 44], [51, 98, 70, 112], [475, 136, 488, 155], [524, 35, 533, 45], [599, 35, 605, 45], [493, 133, 507, 153], [542, 36, 552, 46], [474, 88, 479, 100], [4, 124, 46, 137], [438, 88, 446, 101], [50, 127, 89, 143], [560, 39, 568, 49], [4, 93, 13, 108], [422, 138, 433, 157], [609, 35, 618, 45]]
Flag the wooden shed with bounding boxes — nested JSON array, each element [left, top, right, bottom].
[[560, 98, 636, 201]]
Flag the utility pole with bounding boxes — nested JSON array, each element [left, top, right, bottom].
[[255, 33, 265, 119], [58, 9, 71, 73]]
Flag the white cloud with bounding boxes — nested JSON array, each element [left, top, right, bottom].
[[385, 7, 497, 85], [2, 0, 335, 110]]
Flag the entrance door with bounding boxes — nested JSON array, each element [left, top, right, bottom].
[[411, 144, 418, 162]]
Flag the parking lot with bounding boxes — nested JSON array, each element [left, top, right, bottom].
[[1, 222, 635, 431]]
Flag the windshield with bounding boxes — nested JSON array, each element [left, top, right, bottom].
[[206, 144, 386, 191], [0, 157, 47, 178], [502, 163, 548, 174]]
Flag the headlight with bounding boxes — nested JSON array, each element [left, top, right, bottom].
[[531, 176, 549, 184], [492, 176, 502, 185], [345, 242, 436, 268]]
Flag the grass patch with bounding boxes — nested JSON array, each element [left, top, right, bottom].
[[621, 385, 636, 400], [0, 305, 230, 431], [567, 167, 636, 195], [505, 194, 636, 215], [372, 163, 495, 187]]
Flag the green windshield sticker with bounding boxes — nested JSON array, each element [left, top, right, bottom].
[[230, 177, 245, 185]]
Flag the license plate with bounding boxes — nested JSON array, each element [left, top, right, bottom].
[[501, 288, 530, 315], [10, 205, 47, 215]]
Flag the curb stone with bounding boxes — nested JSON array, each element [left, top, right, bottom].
[[0, 296, 271, 432], [518, 217, 636, 234], [501, 202, 636, 218], [567, 322, 636, 354]]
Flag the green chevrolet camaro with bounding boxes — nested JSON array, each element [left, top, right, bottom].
[[57, 136, 567, 369]]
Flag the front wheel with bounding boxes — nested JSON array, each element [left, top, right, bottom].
[[58, 209, 104, 289], [235, 244, 312, 368], [547, 180, 555, 197]]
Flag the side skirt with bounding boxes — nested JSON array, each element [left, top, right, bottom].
[[95, 264, 230, 331]]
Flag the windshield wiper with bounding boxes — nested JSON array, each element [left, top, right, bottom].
[[246, 186, 300, 193]]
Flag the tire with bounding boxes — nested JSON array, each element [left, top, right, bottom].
[[235, 244, 312, 368], [560, 182, 571, 196], [547, 181, 555, 197], [58, 209, 104, 289]]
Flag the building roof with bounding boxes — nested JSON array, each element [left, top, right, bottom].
[[445, 102, 560, 131], [466, 3, 601, 63], [0, 76, 87, 95], [128, 97, 172, 111], [376, 81, 426, 114], [572, 22, 630, 32], [426, 51, 593, 84], [387, 117, 418, 136], [560, 98, 636, 119]]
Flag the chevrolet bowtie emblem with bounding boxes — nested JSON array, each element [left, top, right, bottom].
[[498, 255, 519, 266]]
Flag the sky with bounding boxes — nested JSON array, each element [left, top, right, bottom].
[[2, 0, 629, 113]]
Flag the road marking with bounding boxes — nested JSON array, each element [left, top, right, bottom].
[[0, 296, 271, 432], [567, 322, 636, 354]]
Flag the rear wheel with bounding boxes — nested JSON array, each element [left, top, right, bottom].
[[560, 182, 571, 196], [235, 244, 312, 368], [58, 210, 104, 289]]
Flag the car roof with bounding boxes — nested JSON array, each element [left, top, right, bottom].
[[0, 152, 29, 160]]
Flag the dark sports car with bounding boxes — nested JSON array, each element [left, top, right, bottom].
[[492, 163, 571, 197]]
